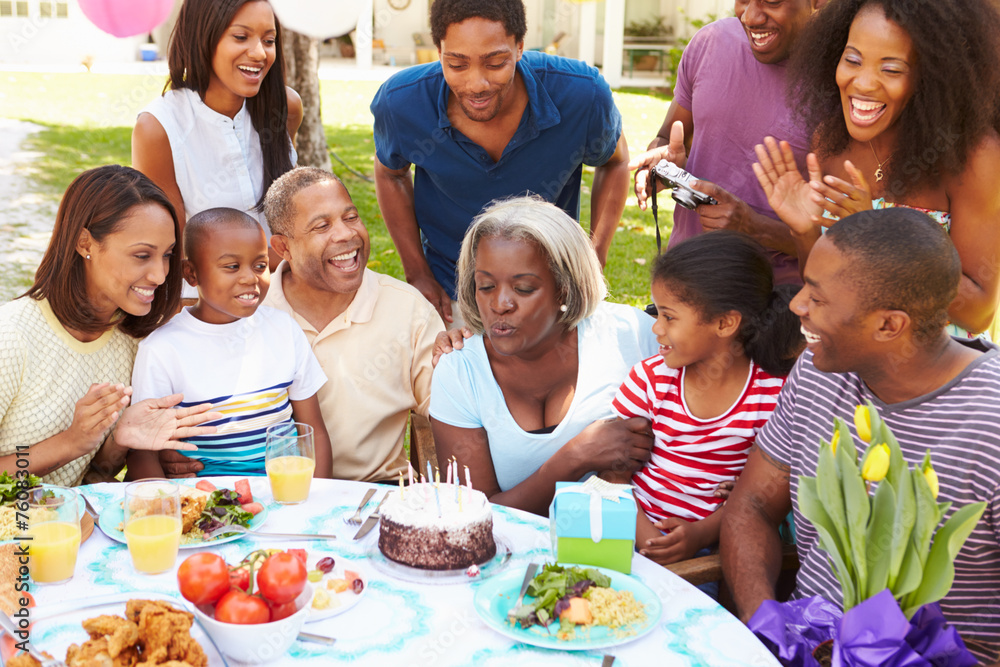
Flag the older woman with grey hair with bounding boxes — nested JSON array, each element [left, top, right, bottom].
[[429, 196, 658, 515]]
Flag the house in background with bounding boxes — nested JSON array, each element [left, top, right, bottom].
[[0, 0, 727, 86], [0, 0, 180, 65]]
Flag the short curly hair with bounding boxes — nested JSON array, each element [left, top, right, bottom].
[[826, 207, 960, 344], [430, 0, 527, 47], [789, 0, 1000, 197], [263, 167, 348, 237], [455, 196, 607, 334]]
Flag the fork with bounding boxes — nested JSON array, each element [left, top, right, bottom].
[[507, 562, 539, 621], [202, 523, 338, 541], [80, 493, 101, 529], [343, 488, 377, 525], [0, 612, 66, 667]]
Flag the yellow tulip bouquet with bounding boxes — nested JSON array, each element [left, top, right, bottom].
[[750, 400, 986, 666]]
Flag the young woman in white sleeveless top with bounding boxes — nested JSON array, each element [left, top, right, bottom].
[[132, 0, 302, 285]]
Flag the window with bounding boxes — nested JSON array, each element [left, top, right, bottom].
[[39, 1, 51, 17], [0, 1, 12, 17], [56, 1, 66, 18], [14, 0, 27, 17]]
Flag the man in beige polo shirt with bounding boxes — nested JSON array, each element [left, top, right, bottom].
[[160, 167, 443, 482]]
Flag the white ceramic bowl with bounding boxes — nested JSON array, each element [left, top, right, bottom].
[[192, 583, 314, 664]]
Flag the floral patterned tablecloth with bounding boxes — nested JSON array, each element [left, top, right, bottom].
[[27, 477, 778, 667]]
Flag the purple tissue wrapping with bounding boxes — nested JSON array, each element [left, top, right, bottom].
[[905, 603, 977, 667], [749, 590, 978, 667], [749, 596, 841, 667], [834, 590, 926, 667]]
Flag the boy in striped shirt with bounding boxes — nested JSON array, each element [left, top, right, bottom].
[[722, 209, 1000, 663], [128, 208, 333, 479]]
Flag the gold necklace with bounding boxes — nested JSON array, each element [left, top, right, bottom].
[[869, 141, 894, 182]]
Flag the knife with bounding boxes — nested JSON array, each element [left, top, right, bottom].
[[353, 491, 390, 540]]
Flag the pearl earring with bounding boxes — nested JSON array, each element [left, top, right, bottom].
[[85, 254, 91, 260], [559, 304, 567, 312]]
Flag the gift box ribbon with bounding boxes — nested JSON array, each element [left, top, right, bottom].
[[553, 477, 632, 543]]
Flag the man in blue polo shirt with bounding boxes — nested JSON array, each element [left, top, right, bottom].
[[371, 0, 630, 325]]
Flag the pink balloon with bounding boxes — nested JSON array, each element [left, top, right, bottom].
[[78, 0, 175, 38]]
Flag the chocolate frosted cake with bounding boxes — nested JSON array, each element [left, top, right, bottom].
[[378, 483, 496, 570]]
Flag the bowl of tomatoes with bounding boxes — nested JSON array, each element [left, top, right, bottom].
[[178, 550, 314, 663]]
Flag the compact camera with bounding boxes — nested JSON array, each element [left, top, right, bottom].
[[652, 159, 718, 209]]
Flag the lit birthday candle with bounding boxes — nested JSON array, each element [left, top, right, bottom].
[[446, 460, 453, 485], [453, 460, 459, 501], [407, 461, 414, 486], [459, 483, 463, 512], [465, 465, 473, 491]]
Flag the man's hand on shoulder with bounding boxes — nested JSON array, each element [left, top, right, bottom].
[[433, 326, 473, 367]]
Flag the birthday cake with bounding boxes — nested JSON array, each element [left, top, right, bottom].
[[378, 482, 496, 570]]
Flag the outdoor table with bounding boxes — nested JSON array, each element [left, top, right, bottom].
[[32, 477, 779, 666]]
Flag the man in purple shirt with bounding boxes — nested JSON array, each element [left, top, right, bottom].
[[633, 0, 816, 285]]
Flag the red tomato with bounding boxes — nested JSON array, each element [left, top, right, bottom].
[[229, 564, 251, 593], [234, 479, 253, 505], [257, 553, 307, 604], [215, 589, 270, 624], [268, 599, 298, 622], [286, 549, 308, 566], [195, 480, 217, 493], [241, 502, 263, 516], [177, 553, 230, 605]]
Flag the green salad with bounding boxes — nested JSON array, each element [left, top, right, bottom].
[[0, 471, 42, 505], [511, 563, 611, 628]]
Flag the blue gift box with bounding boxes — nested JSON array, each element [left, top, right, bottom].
[[549, 478, 637, 574]]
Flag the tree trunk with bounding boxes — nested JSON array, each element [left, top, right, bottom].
[[282, 29, 331, 170]]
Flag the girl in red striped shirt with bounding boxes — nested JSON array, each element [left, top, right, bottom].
[[608, 231, 803, 567]]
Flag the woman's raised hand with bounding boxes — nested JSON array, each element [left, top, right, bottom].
[[68, 383, 131, 455], [809, 160, 874, 220], [753, 137, 825, 235], [571, 417, 654, 478], [116, 394, 223, 451]]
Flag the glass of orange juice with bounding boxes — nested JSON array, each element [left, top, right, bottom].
[[265, 422, 316, 505], [26, 485, 81, 585], [123, 480, 182, 574]]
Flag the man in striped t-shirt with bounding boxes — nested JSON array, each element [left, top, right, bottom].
[[721, 208, 1000, 664]]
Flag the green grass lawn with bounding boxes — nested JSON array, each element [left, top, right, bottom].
[[0, 72, 673, 306]]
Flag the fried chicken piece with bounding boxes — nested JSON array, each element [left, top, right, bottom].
[[125, 599, 206, 667], [179, 488, 208, 534], [67, 636, 114, 667], [82, 615, 139, 658], [112, 645, 140, 667], [6, 654, 43, 667]]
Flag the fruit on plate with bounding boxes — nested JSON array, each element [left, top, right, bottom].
[[234, 479, 253, 505]]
